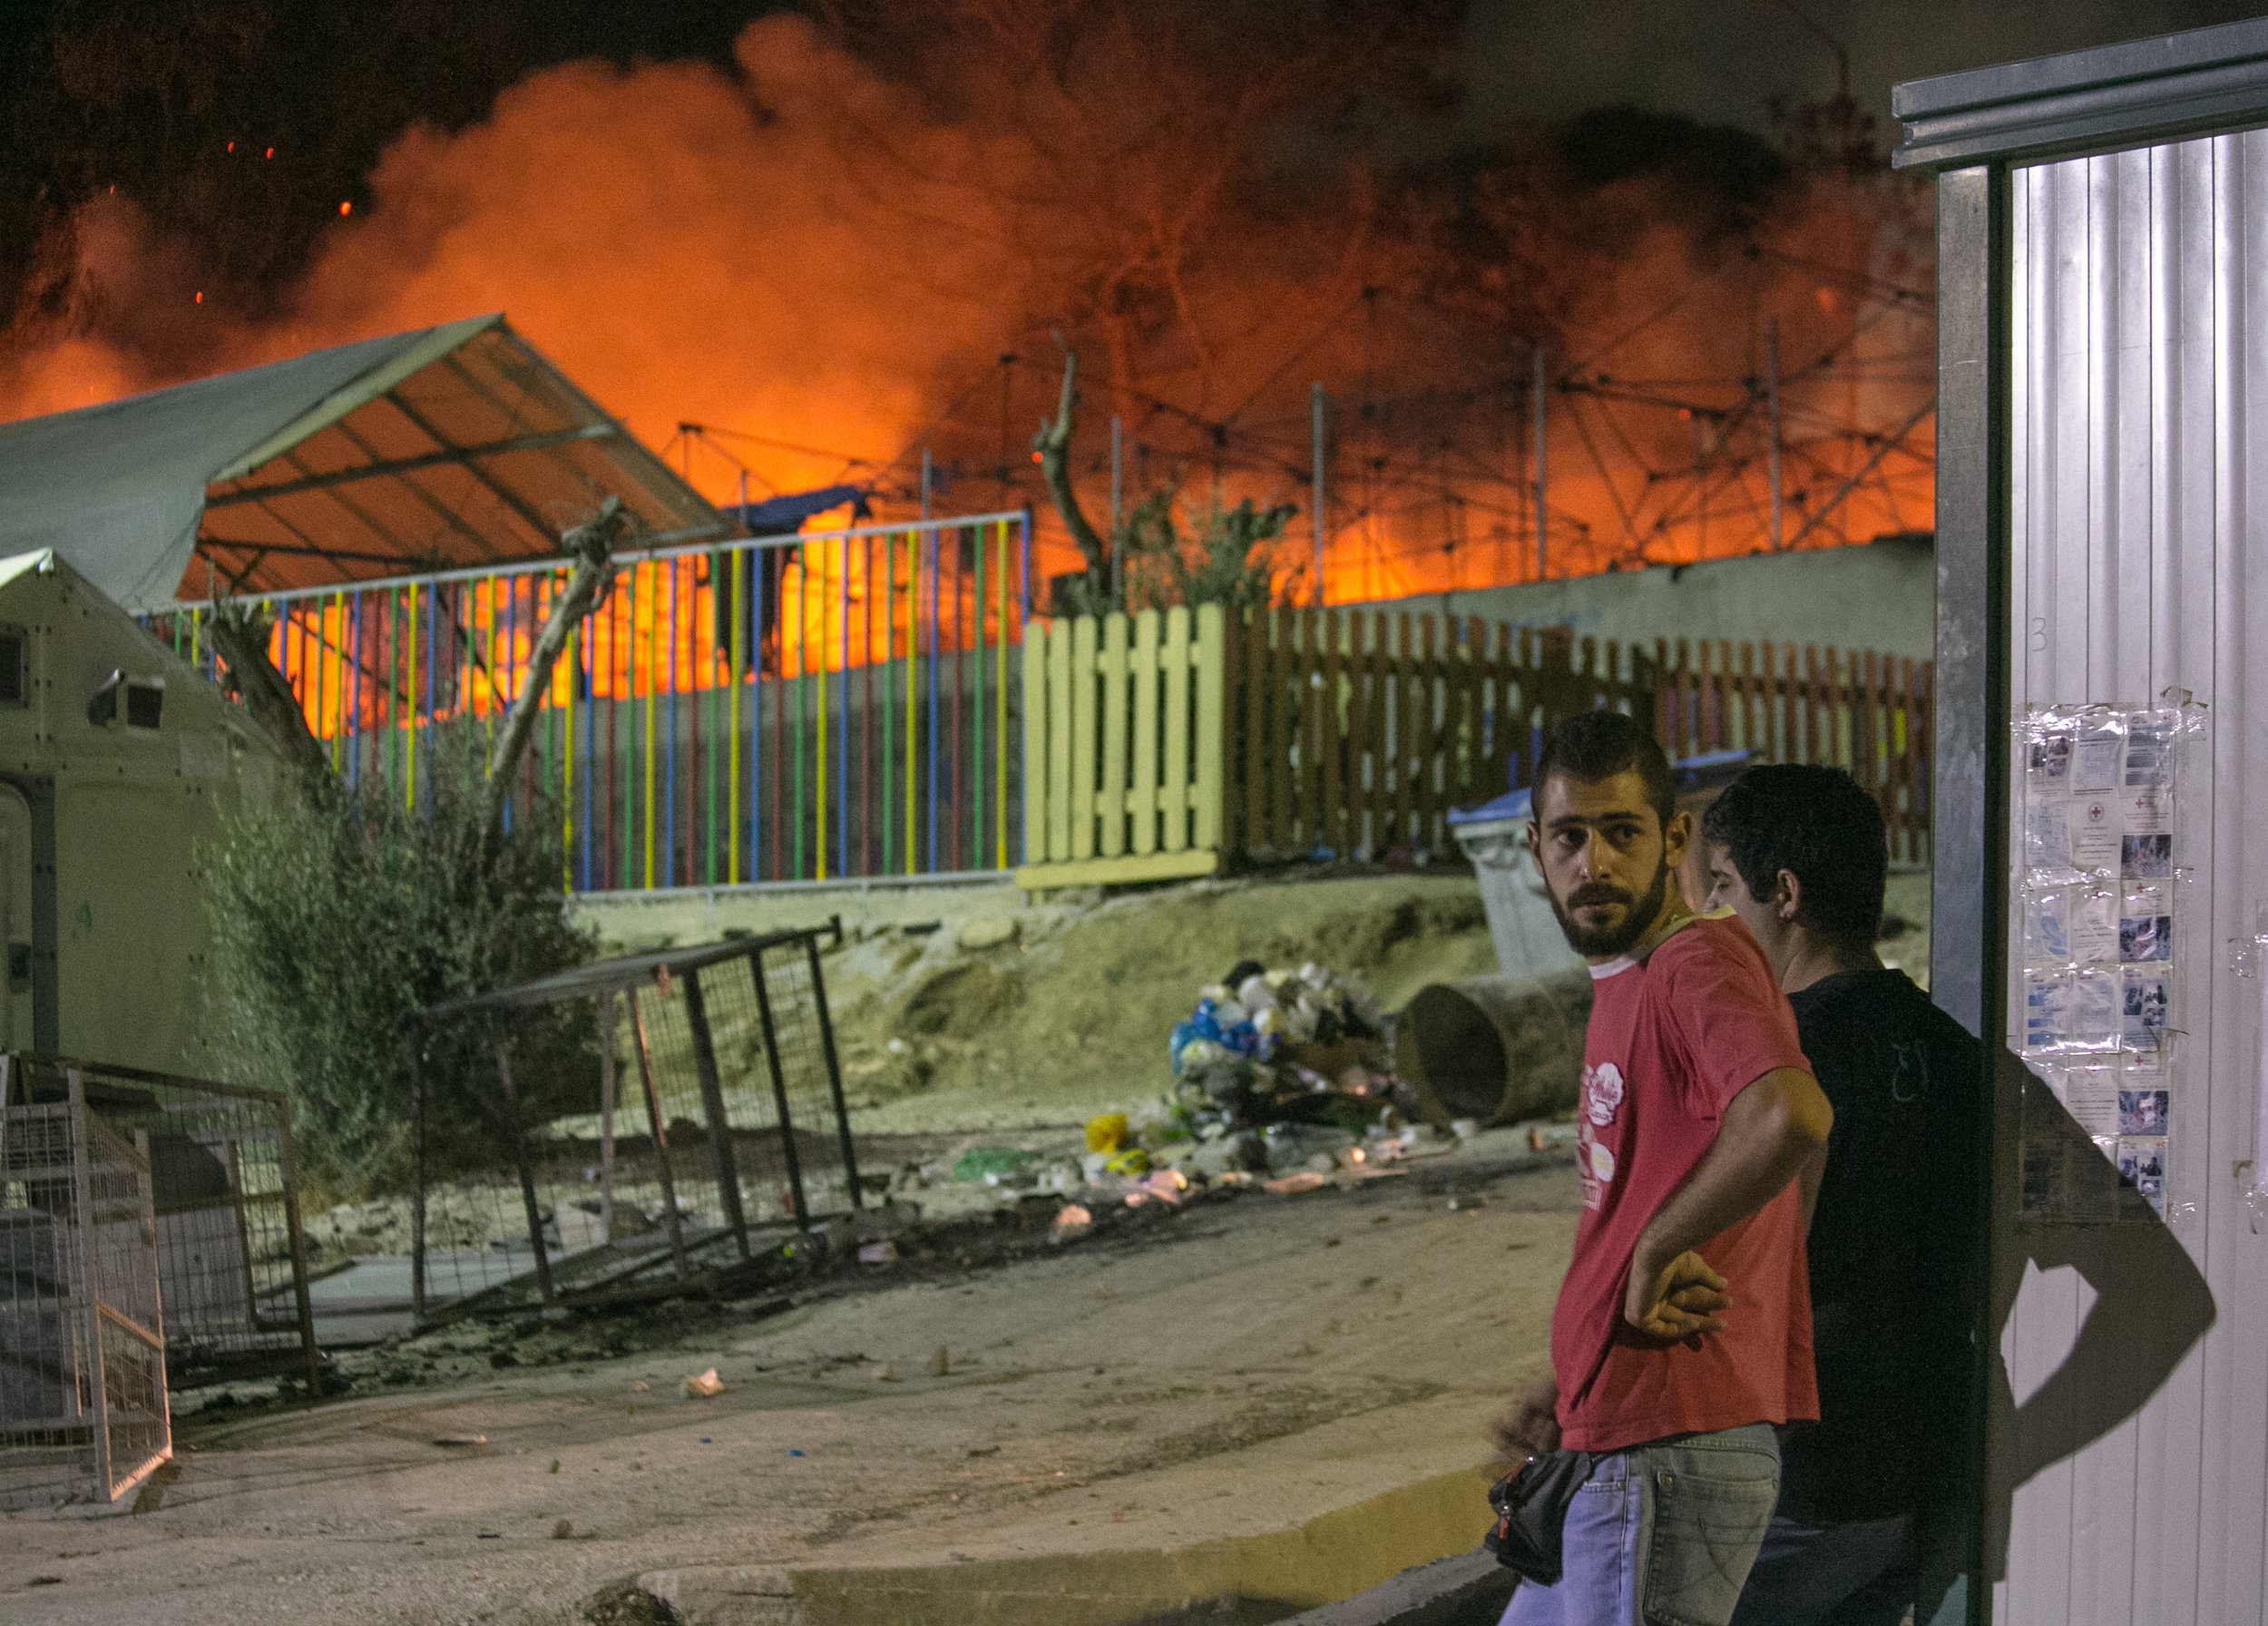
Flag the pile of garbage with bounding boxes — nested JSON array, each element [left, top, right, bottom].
[[874, 962, 1477, 1239], [1166, 959, 1418, 1168]]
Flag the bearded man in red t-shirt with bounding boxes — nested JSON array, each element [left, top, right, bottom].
[[1493, 710, 1833, 1626]]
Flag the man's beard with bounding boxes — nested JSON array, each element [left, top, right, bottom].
[[1546, 857, 1674, 958]]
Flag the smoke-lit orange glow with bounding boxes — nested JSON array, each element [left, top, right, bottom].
[[0, 15, 1934, 614]]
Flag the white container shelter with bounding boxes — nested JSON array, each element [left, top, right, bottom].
[[1899, 19, 2268, 1624], [0, 549, 279, 1071]]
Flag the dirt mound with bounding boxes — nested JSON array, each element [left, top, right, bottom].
[[820, 873, 1501, 1134]]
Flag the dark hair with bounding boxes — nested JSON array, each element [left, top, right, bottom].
[[1530, 710, 1676, 828], [1700, 764, 1887, 945]]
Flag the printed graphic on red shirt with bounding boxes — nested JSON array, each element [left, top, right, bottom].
[[1575, 1061, 1624, 1206]]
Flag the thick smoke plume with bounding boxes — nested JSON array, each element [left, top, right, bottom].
[[0, 9, 1933, 602]]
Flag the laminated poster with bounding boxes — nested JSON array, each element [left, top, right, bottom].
[[2123, 830, 2173, 879], [2071, 889, 2119, 965], [2123, 968, 2171, 1051], [2069, 796, 2123, 876], [2028, 730, 2073, 789], [2070, 969, 2121, 1052], [2119, 886, 2173, 965], [2074, 721, 2124, 791], [2058, 1064, 2121, 1136], [2024, 973, 2069, 1053], [2025, 800, 2071, 874], [2015, 700, 2204, 1223], [2118, 1137, 2168, 1219], [2025, 889, 2069, 962]]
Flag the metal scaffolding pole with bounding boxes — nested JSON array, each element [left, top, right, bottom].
[[1311, 383, 1326, 606], [1532, 348, 1549, 581], [1767, 316, 1784, 550], [1110, 413, 1123, 611]]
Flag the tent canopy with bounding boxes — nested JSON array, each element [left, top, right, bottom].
[[0, 314, 730, 612]]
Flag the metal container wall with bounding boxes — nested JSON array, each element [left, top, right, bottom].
[[2005, 132, 2268, 1624]]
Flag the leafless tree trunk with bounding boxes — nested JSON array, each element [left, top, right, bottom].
[[1032, 345, 1110, 611], [205, 600, 332, 789], [477, 496, 631, 843]]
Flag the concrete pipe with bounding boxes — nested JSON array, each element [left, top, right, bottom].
[[1394, 969, 1593, 1128]]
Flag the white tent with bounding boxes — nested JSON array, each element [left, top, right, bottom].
[[0, 315, 728, 612]]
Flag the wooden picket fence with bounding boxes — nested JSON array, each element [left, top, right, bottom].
[[1016, 604, 1229, 890], [1650, 639, 1934, 865], [1016, 608, 1936, 891], [1014, 606, 1647, 888], [1226, 610, 1650, 865]]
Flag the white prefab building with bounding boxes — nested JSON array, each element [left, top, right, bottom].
[[1899, 19, 2268, 1624], [0, 550, 278, 1071]]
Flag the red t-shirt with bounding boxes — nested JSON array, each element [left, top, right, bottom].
[[1552, 915, 1820, 1452]]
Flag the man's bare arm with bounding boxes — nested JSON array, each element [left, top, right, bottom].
[[1623, 1067, 1833, 1335], [1797, 1140, 1829, 1234]]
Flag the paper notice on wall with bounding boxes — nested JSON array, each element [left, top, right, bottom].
[[2056, 1063, 2121, 1135], [2028, 730, 2074, 790], [2123, 784, 2174, 838], [2025, 889, 2070, 961], [2117, 1086, 2171, 1136], [2118, 1136, 2168, 1219], [2074, 721, 2124, 791], [2123, 967, 2172, 1053], [2025, 800, 2071, 874], [2069, 796, 2122, 875], [2070, 969, 2122, 1051], [2025, 972, 2071, 1053], [2070, 888, 2119, 964], [2119, 885, 2173, 964], [2125, 715, 2175, 789]]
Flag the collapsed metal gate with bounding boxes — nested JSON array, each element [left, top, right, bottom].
[[1, 1068, 171, 1508], [409, 922, 862, 1325], [1, 1057, 324, 1392]]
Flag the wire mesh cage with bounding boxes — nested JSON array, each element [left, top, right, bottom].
[[0, 1067, 172, 1510], [409, 922, 862, 1325], [4, 1056, 322, 1393]]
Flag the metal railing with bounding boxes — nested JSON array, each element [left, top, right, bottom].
[[407, 923, 860, 1326], [152, 512, 1034, 891]]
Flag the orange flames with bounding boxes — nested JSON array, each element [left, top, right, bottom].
[[0, 15, 1935, 610]]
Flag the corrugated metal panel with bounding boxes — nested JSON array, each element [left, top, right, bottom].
[[2004, 130, 2268, 1623]]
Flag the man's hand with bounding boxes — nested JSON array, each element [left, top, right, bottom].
[[1489, 1376, 1560, 1459], [1623, 1249, 1730, 1342]]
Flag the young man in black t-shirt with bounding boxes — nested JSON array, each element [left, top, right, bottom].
[[1699, 765, 1979, 1626]]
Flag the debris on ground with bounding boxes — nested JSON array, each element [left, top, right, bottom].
[[1158, 959, 1432, 1173], [857, 1240, 900, 1265], [683, 1367, 724, 1397]]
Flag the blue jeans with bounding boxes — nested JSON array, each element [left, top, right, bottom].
[[1728, 1513, 1915, 1626], [1501, 1423, 1781, 1626]]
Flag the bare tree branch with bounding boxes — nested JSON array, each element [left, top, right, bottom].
[[1031, 343, 1110, 608], [206, 599, 332, 789], [478, 496, 631, 843]]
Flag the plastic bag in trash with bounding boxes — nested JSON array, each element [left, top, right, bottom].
[[952, 1146, 1040, 1183]]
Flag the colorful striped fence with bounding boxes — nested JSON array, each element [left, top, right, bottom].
[[152, 512, 1034, 891]]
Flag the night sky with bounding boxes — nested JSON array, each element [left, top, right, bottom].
[[2, 0, 2259, 333]]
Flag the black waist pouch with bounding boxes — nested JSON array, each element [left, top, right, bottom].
[[1484, 1449, 1597, 1585]]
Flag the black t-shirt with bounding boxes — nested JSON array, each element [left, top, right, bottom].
[[1776, 968, 1980, 1524]]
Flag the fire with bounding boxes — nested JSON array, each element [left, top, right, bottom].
[[0, 15, 1933, 608]]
